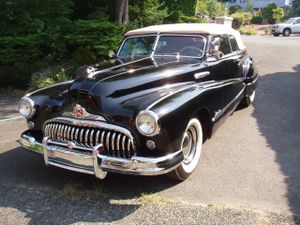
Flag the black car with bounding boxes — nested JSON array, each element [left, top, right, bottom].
[[18, 23, 259, 180]]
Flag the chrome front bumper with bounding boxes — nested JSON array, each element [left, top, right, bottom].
[[20, 132, 184, 179]]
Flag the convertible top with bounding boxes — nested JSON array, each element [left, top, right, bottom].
[[125, 23, 246, 50]]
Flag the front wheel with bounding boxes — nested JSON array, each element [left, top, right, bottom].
[[168, 118, 203, 181], [273, 33, 280, 37], [283, 28, 291, 37]]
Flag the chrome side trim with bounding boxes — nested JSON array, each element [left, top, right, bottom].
[[212, 87, 245, 122], [194, 71, 210, 80]]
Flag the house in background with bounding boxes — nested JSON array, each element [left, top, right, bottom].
[[221, 0, 291, 10]]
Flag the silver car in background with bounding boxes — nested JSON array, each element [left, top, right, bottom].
[[272, 17, 300, 37]]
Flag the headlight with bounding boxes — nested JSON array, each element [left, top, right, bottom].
[[18, 97, 35, 118], [136, 110, 160, 136]]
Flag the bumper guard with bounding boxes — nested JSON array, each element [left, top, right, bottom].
[[20, 132, 183, 179]]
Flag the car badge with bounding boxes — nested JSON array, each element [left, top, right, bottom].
[[73, 104, 88, 118], [67, 141, 75, 150]]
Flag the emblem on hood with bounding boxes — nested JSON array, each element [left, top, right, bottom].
[[73, 104, 88, 118], [62, 104, 106, 121]]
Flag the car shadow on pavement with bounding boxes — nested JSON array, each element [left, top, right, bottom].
[[0, 145, 178, 224], [252, 64, 300, 219]]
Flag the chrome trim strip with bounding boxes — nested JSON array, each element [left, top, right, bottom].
[[101, 131, 105, 146], [95, 130, 100, 145], [194, 71, 210, 80], [246, 74, 259, 86], [90, 129, 94, 146], [111, 133, 116, 152], [71, 127, 75, 141], [75, 128, 79, 141], [85, 129, 90, 147], [79, 129, 84, 143], [212, 87, 245, 122], [106, 132, 111, 152]]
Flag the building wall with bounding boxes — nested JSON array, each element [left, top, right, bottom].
[[224, 0, 290, 10]]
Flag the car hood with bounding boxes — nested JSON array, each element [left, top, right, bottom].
[[68, 56, 205, 120], [273, 23, 290, 27]]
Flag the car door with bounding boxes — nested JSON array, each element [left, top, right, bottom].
[[212, 35, 244, 118], [293, 19, 300, 33]]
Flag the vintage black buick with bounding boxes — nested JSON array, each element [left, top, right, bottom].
[[19, 24, 259, 180]]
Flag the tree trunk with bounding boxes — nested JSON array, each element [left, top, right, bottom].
[[116, 0, 129, 24]]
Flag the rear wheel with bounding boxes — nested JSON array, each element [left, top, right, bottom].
[[283, 28, 291, 37], [168, 118, 203, 181]]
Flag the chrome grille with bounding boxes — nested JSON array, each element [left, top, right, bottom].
[[43, 117, 136, 159]]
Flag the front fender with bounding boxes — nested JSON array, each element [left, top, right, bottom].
[[23, 81, 73, 130], [146, 82, 224, 153]]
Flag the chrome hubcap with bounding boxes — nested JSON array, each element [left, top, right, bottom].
[[182, 126, 197, 165]]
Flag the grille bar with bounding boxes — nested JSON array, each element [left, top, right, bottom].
[[43, 120, 136, 159]]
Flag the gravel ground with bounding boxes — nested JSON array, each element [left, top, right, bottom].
[[0, 182, 299, 225]]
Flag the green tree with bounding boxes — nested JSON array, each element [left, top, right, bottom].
[[163, 0, 197, 16], [129, 0, 168, 27], [292, 0, 300, 16], [272, 7, 284, 22], [196, 0, 224, 18], [262, 3, 277, 23]]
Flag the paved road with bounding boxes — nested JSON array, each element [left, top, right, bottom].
[[0, 35, 299, 224]]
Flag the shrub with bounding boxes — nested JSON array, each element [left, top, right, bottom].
[[251, 16, 263, 24], [272, 8, 285, 22], [29, 67, 71, 90], [239, 27, 257, 35], [231, 12, 252, 29], [65, 20, 125, 63], [229, 5, 243, 15]]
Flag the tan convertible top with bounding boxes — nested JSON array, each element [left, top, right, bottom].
[[125, 23, 246, 50]]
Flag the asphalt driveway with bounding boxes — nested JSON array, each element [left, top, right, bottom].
[[0, 35, 299, 225]]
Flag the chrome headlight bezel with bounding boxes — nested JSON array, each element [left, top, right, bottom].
[[18, 97, 35, 118], [135, 110, 160, 136]]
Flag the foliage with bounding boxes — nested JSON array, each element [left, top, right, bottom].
[[291, 0, 300, 16], [29, 67, 71, 90], [196, 0, 225, 19], [272, 8, 285, 23], [231, 12, 252, 29], [239, 26, 257, 35], [229, 5, 243, 15], [165, 10, 208, 23], [262, 3, 277, 24], [129, 0, 168, 27], [251, 16, 263, 24], [163, 0, 197, 16], [65, 20, 125, 64]]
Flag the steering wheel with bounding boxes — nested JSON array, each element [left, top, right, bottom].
[[179, 46, 203, 57]]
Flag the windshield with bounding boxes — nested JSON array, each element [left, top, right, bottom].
[[285, 19, 295, 24], [118, 36, 156, 59], [154, 36, 205, 58], [118, 35, 206, 59]]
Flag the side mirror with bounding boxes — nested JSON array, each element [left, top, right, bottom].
[[108, 50, 116, 58]]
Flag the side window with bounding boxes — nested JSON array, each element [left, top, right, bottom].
[[295, 19, 300, 24], [229, 35, 239, 52], [219, 35, 231, 55]]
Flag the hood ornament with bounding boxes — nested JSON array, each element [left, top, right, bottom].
[[62, 104, 106, 121], [73, 104, 89, 118]]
